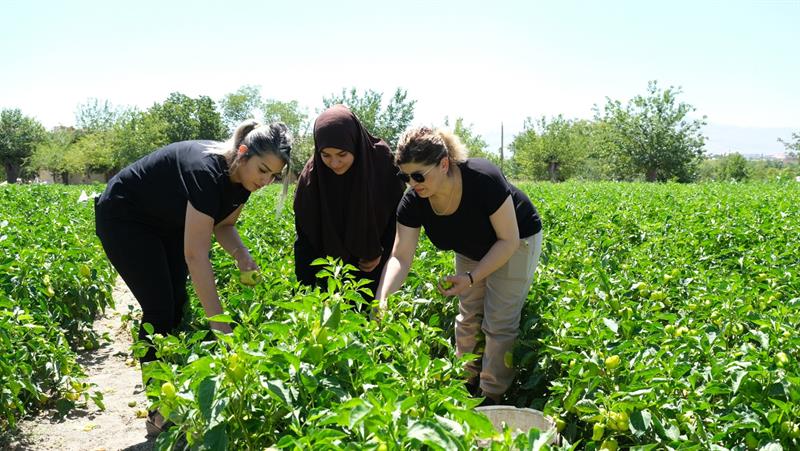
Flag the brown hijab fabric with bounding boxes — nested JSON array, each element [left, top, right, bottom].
[[294, 105, 405, 262]]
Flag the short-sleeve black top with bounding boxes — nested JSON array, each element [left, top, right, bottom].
[[397, 158, 541, 261], [96, 140, 250, 232]]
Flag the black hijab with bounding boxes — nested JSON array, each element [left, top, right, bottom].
[[294, 105, 405, 262]]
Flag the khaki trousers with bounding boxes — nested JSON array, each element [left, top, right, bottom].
[[454, 231, 543, 396]]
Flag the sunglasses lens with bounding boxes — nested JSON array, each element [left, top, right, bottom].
[[397, 169, 429, 184]]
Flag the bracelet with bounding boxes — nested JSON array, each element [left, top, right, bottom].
[[466, 271, 474, 287]]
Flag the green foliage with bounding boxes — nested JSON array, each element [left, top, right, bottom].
[[778, 132, 799, 157], [0, 109, 46, 183], [29, 127, 79, 182], [4, 180, 800, 449], [697, 156, 799, 182], [445, 117, 490, 159], [697, 153, 751, 182], [0, 185, 115, 431], [323, 87, 416, 151], [594, 81, 706, 182], [152, 92, 226, 143], [262, 99, 313, 174], [747, 159, 800, 181], [132, 181, 800, 449], [110, 108, 169, 169], [145, 266, 500, 449], [511, 116, 592, 182], [219, 85, 264, 133], [70, 131, 116, 177], [512, 181, 800, 449], [74, 98, 124, 134], [137, 191, 561, 449]]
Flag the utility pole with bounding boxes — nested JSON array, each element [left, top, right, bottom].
[[500, 122, 504, 173]]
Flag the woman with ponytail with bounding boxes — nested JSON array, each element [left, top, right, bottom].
[[293, 105, 406, 303], [94, 120, 291, 435], [375, 126, 542, 406]]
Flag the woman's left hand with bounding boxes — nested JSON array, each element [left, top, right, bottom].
[[438, 273, 472, 296]]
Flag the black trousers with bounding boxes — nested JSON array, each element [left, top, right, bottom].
[[95, 208, 188, 363]]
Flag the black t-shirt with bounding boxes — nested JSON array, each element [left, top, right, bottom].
[[397, 158, 541, 261], [96, 140, 250, 231]]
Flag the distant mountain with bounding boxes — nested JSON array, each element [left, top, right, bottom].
[[702, 124, 795, 156]]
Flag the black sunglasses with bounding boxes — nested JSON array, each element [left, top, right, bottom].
[[397, 164, 437, 184]]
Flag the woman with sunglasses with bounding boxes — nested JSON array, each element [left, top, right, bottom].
[[375, 126, 542, 406], [94, 120, 292, 435], [293, 105, 406, 302]]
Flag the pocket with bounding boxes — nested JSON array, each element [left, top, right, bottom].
[[503, 238, 532, 281]]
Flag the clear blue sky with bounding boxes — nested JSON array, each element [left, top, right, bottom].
[[2, 0, 798, 155]]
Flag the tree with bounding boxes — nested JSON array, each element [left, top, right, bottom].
[[581, 120, 633, 181], [29, 126, 78, 183], [111, 108, 168, 169], [262, 99, 312, 175], [152, 92, 226, 143], [511, 115, 590, 182], [70, 132, 116, 179], [323, 88, 415, 150], [75, 98, 123, 134], [778, 132, 799, 158], [718, 153, 750, 181], [219, 85, 263, 133], [0, 109, 46, 183], [444, 116, 490, 156], [594, 81, 706, 182]]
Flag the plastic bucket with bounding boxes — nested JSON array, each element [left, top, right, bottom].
[[475, 406, 559, 445]]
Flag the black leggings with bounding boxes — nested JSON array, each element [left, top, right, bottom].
[[95, 212, 188, 363]]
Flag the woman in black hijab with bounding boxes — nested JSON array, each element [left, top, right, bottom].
[[293, 105, 405, 301]]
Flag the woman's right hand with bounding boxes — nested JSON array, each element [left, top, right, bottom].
[[370, 299, 388, 322], [234, 247, 259, 272]]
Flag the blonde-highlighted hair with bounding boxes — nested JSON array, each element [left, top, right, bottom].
[[395, 126, 468, 167]]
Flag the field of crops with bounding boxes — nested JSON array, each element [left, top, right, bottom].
[[2, 181, 799, 450], [0, 185, 116, 431]]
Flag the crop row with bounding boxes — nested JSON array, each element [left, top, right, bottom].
[[0, 185, 115, 431], [4, 180, 798, 450]]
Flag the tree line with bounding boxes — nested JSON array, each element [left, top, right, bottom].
[[1, 81, 798, 184]]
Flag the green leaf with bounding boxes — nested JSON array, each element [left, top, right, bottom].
[[731, 370, 747, 394], [630, 410, 652, 436], [207, 314, 233, 323], [198, 377, 216, 422], [265, 379, 292, 407], [322, 302, 341, 330], [203, 423, 228, 451], [603, 317, 619, 334], [348, 402, 371, 429], [448, 407, 495, 436], [406, 419, 460, 450]]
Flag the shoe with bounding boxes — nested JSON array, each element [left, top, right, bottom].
[[145, 410, 171, 437]]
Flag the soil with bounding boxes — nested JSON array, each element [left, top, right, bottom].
[[7, 277, 156, 451]]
